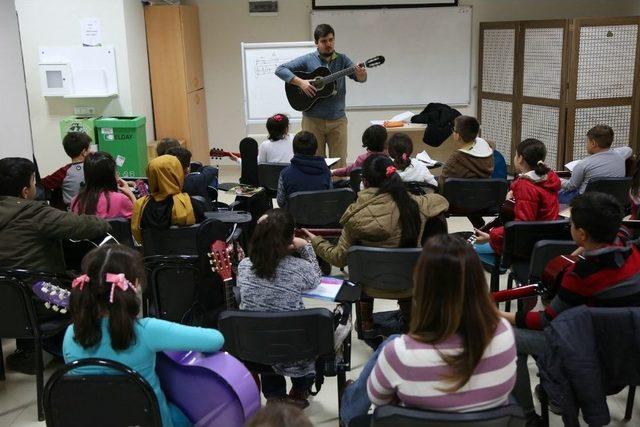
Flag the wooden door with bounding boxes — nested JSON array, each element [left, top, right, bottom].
[[187, 89, 210, 163], [145, 5, 189, 142], [180, 5, 205, 93]]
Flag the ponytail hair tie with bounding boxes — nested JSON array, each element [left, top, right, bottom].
[[71, 274, 90, 291], [385, 166, 397, 177], [273, 114, 284, 122], [105, 273, 133, 304], [537, 160, 544, 166], [401, 153, 409, 161]]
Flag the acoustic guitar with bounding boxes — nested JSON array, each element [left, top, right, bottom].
[[31, 281, 260, 427], [208, 240, 245, 310], [467, 199, 516, 244], [285, 55, 385, 111]]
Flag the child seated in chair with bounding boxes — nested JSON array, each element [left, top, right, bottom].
[[70, 152, 136, 219], [559, 125, 632, 204], [258, 113, 294, 164], [387, 132, 437, 188], [276, 131, 332, 208], [500, 192, 640, 425], [131, 155, 205, 244], [167, 146, 219, 202], [63, 244, 225, 427], [339, 235, 516, 426], [331, 124, 387, 179], [304, 154, 448, 338], [41, 131, 91, 208], [237, 209, 320, 408], [473, 138, 560, 266]]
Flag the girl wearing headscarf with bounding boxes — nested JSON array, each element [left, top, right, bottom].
[[131, 155, 205, 243]]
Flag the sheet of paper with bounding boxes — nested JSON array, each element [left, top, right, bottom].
[[303, 277, 343, 301], [81, 18, 102, 46], [416, 150, 437, 166], [325, 157, 340, 167], [390, 111, 414, 123], [370, 120, 385, 126], [564, 159, 580, 172]]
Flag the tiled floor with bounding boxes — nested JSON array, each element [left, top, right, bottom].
[[1, 165, 638, 426]]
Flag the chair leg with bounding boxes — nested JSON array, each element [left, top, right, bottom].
[[354, 301, 362, 340], [35, 338, 45, 421], [337, 369, 346, 413], [0, 339, 5, 381], [490, 265, 500, 294], [505, 274, 513, 313], [539, 386, 550, 427], [624, 385, 636, 421]]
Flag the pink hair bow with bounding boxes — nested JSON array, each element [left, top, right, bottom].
[[385, 166, 397, 177], [106, 273, 132, 303], [402, 153, 409, 161], [71, 274, 90, 291]]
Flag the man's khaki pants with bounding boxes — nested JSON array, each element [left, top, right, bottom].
[[301, 115, 348, 168]]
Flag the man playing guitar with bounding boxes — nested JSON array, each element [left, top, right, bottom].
[[275, 24, 367, 169]]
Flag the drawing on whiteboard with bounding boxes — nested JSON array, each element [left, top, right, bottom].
[[254, 53, 286, 78]]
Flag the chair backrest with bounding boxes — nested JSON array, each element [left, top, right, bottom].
[[491, 149, 508, 179], [144, 255, 200, 323], [191, 195, 211, 212], [142, 224, 200, 256], [347, 246, 422, 293], [219, 308, 334, 365], [0, 274, 37, 339], [257, 163, 289, 193], [584, 176, 632, 209], [528, 240, 577, 282], [502, 220, 572, 267], [107, 218, 134, 247], [443, 178, 509, 216], [349, 167, 362, 193], [239, 137, 259, 187], [44, 358, 162, 427], [287, 188, 356, 227], [372, 404, 525, 427]]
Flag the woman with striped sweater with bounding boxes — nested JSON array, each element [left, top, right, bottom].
[[341, 234, 517, 425]]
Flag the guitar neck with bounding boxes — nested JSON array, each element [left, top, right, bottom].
[[319, 63, 361, 85], [223, 278, 235, 310]]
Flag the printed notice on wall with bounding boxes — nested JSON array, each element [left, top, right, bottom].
[[81, 18, 102, 46]]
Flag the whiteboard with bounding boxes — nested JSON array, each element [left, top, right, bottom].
[[242, 42, 316, 124], [311, 6, 472, 107]]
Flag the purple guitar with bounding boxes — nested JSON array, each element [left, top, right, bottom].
[[31, 281, 261, 427]]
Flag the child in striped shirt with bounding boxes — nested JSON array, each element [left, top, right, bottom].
[[341, 234, 517, 425]]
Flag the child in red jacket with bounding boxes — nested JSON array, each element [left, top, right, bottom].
[[473, 138, 560, 265]]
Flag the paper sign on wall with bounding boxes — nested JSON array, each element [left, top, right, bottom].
[[81, 18, 102, 46]]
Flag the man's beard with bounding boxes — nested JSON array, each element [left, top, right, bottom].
[[319, 49, 334, 58]]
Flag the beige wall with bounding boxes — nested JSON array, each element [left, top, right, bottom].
[[191, 0, 640, 164], [15, 0, 153, 175]]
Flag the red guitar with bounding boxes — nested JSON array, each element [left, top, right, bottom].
[[210, 148, 241, 159], [208, 240, 244, 309], [491, 254, 578, 304]]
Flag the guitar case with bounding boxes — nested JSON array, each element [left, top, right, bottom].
[[156, 351, 260, 427]]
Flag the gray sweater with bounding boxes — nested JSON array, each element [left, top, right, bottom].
[[238, 243, 321, 377], [562, 147, 631, 193]]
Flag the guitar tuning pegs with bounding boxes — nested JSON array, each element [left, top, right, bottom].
[[52, 305, 60, 312], [60, 308, 67, 314], [44, 302, 51, 309]]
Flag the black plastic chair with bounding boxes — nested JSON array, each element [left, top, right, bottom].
[[258, 163, 289, 198], [219, 308, 348, 409], [584, 176, 632, 211], [107, 218, 134, 247], [43, 358, 162, 427], [349, 167, 362, 193], [347, 247, 422, 338], [502, 239, 576, 312], [442, 178, 509, 217], [369, 403, 525, 426], [0, 272, 69, 421], [489, 220, 571, 300], [142, 224, 200, 256], [287, 188, 356, 227]]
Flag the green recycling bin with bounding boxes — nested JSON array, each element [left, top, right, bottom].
[[95, 116, 148, 178], [60, 116, 100, 149]]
